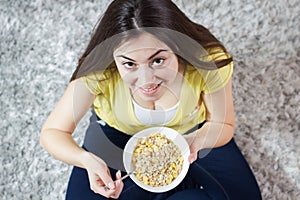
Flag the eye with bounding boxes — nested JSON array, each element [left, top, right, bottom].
[[151, 58, 165, 67], [123, 62, 137, 69]]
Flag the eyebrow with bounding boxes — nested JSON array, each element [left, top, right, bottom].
[[116, 49, 168, 62]]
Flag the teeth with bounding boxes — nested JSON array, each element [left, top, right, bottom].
[[143, 85, 158, 91], [140, 83, 161, 92], [145, 87, 155, 91]]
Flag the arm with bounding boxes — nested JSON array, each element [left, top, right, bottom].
[[40, 79, 123, 198], [184, 77, 235, 162], [40, 79, 95, 168]]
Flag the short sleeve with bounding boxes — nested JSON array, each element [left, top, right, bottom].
[[81, 72, 103, 95], [199, 49, 233, 94]]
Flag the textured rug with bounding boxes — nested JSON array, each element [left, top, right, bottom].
[[1, 0, 299, 199]]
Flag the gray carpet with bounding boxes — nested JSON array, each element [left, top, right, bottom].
[[1, 0, 299, 199]]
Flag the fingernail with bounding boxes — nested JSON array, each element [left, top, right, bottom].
[[117, 170, 121, 177], [108, 182, 115, 189]]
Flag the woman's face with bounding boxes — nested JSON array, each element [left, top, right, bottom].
[[113, 32, 180, 102]]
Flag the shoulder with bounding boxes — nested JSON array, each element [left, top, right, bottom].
[[206, 47, 232, 61], [185, 47, 234, 94], [80, 67, 120, 95]]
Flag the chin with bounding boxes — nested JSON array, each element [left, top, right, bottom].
[[139, 92, 161, 102]]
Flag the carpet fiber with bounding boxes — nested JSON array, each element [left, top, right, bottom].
[[1, 0, 299, 199]]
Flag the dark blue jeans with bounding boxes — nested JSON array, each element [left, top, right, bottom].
[[66, 112, 262, 200]]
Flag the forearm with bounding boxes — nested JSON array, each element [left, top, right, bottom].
[[194, 121, 234, 150], [40, 128, 89, 169]]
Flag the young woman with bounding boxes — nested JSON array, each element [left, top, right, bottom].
[[40, 0, 262, 199]]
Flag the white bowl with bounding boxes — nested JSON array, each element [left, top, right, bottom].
[[123, 127, 190, 193]]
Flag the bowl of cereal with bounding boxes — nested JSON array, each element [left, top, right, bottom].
[[123, 127, 190, 193]]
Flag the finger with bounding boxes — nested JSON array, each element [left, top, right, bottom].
[[98, 169, 115, 190], [188, 155, 194, 163], [189, 152, 198, 163], [107, 168, 112, 177], [89, 154, 115, 190], [111, 170, 124, 199], [91, 174, 115, 194], [89, 176, 108, 195], [101, 186, 118, 198], [98, 170, 123, 198], [115, 170, 123, 188], [116, 170, 121, 179]]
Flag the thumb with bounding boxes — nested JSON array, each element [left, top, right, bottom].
[[115, 170, 122, 186], [188, 144, 198, 163], [116, 170, 121, 179], [189, 152, 198, 163]]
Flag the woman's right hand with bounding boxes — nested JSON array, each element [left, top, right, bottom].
[[82, 152, 124, 198]]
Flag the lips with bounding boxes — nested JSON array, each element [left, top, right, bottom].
[[139, 83, 162, 95]]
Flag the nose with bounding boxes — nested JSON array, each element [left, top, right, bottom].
[[137, 64, 155, 85]]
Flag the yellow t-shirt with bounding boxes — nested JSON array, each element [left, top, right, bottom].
[[81, 49, 233, 135]]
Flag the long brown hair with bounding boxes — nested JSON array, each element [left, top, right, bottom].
[[70, 0, 232, 81]]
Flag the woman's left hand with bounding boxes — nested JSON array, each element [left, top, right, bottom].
[[183, 132, 201, 164]]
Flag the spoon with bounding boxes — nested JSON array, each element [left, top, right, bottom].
[[120, 170, 135, 181], [103, 170, 135, 191]]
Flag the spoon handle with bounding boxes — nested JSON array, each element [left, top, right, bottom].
[[120, 171, 134, 181]]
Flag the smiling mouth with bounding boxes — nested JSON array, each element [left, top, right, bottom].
[[139, 82, 162, 95]]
